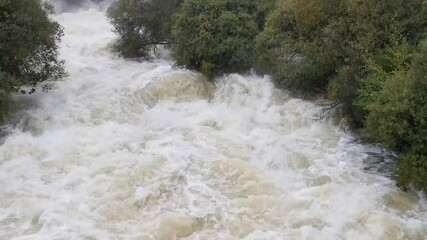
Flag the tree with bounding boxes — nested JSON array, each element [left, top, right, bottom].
[[171, 0, 275, 79], [366, 40, 427, 190], [254, 0, 426, 190], [0, 0, 64, 121], [107, 0, 183, 59], [352, 43, 414, 124], [256, 0, 425, 97]]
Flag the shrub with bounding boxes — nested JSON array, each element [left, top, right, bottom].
[[171, 0, 274, 79], [0, 0, 64, 91], [0, 0, 64, 121], [352, 43, 414, 124], [366, 40, 427, 190], [397, 154, 427, 191], [256, 0, 425, 97], [107, 0, 183, 59]]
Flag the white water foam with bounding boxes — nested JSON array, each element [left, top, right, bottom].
[[0, 7, 426, 240]]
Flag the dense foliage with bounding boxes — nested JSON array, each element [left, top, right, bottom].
[[254, 0, 426, 190], [108, 0, 426, 190], [108, 0, 274, 76], [107, 0, 183, 59], [0, 0, 64, 121], [171, 0, 274, 78], [366, 40, 427, 190], [256, 0, 425, 96]]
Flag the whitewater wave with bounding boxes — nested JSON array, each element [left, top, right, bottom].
[[0, 6, 426, 240]]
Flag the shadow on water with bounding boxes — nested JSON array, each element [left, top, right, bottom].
[[362, 144, 397, 178], [313, 99, 398, 179]]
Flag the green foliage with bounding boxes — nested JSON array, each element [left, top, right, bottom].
[[352, 43, 414, 124], [107, 0, 427, 190], [107, 0, 183, 59], [397, 154, 427, 191], [0, 0, 64, 122], [366, 40, 427, 190], [171, 0, 274, 79], [0, 0, 64, 92], [256, 0, 426, 96], [255, 0, 426, 190]]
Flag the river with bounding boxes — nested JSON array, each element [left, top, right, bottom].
[[0, 3, 426, 240]]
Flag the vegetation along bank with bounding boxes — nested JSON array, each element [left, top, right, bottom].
[[0, 0, 426, 190]]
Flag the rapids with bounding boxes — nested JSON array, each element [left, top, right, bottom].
[[0, 4, 426, 240]]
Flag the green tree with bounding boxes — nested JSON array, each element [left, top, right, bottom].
[[255, 0, 426, 190], [256, 0, 425, 97], [352, 43, 414, 124], [366, 40, 427, 190], [171, 0, 275, 79], [107, 0, 183, 59], [0, 0, 64, 121]]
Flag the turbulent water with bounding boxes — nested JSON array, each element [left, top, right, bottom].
[[1, 6, 427, 240]]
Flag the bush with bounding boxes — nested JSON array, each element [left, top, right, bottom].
[[255, 0, 426, 190], [107, 0, 183, 59], [256, 0, 425, 97], [366, 40, 427, 190], [0, 0, 64, 91], [171, 0, 274, 79], [0, 0, 64, 121], [352, 43, 414, 125], [397, 154, 427, 191]]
